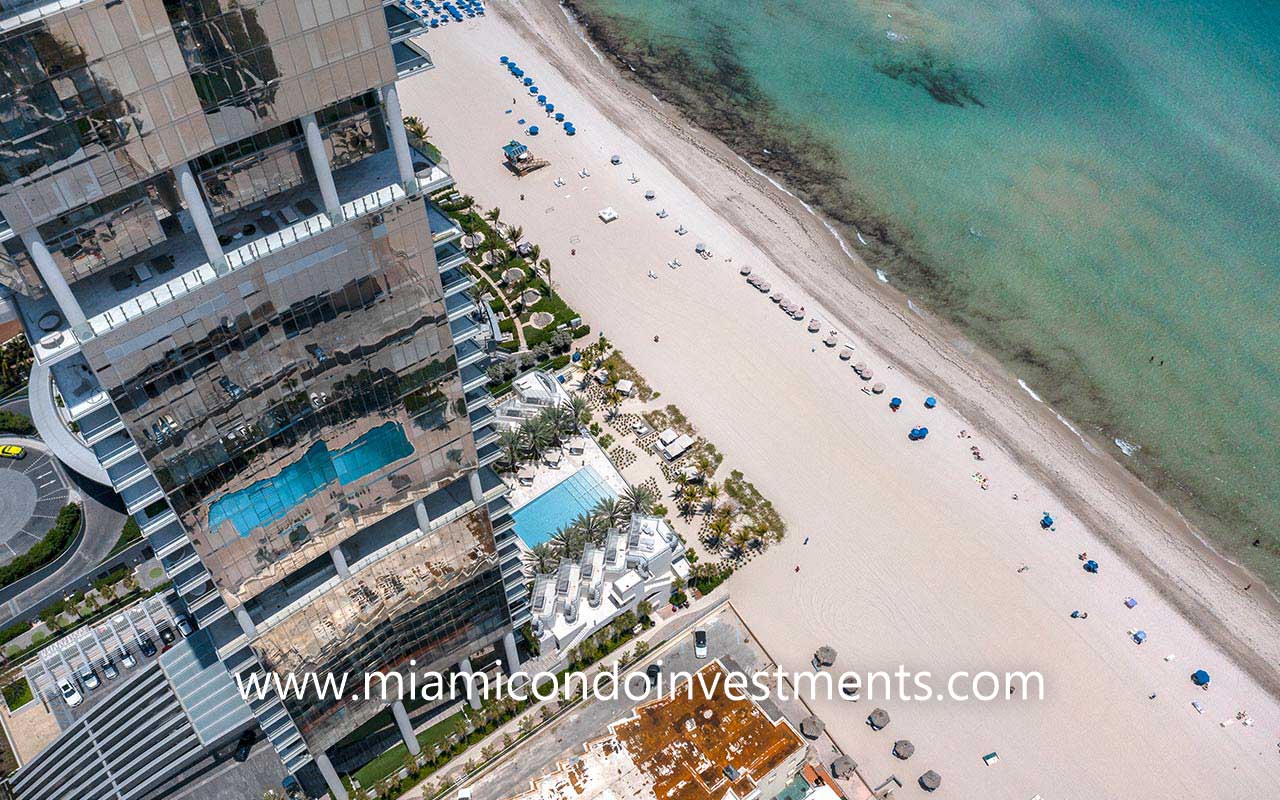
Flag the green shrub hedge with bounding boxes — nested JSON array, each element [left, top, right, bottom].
[[0, 410, 33, 435], [0, 504, 81, 589]]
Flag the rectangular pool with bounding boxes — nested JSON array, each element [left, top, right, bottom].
[[208, 422, 414, 538], [512, 464, 619, 548]]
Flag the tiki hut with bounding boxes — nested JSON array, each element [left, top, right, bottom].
[[867, 708, 890, 730], [814, 645, 837, 667], [893, 739, 915, 760], [918, 770, 941, 792], [800, 715, 825, 739], [831, 755, 858, 779]]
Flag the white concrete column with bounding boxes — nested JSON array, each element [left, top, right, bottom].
[[173, 162, 227, 272], [233, 606, 257, 639], [414, 499, 431, 533], [503, 630, 521, 674], [329, 546, 351, 579], [314, 753, 348, 800], [391, 700, 421, 756], [302, 112, 342, 219], [20, 231, 88, 336], [457, 657, 481, 710], [468, 470, 484, 506], [381, 83, 417, 191]]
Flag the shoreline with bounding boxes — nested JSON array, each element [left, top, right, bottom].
[[402, 4, 1280, 792], [556, 0, 1274, 591], [536, 0, 1280, 673]]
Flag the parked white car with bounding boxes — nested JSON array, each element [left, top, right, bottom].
[[58, 679, 83, 708]]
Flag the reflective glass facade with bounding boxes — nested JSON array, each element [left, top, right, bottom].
[[2, 0, 518, 784]]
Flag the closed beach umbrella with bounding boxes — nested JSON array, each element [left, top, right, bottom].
[[867, 708, 890, 730], [815, 645, 837, 666], [893, 739, 915, 760], [800, 715, 825, 739], [832, 755, 857, 778], [1191, 669, 1211, 686], [924, 396, 937, 408], [919, 770, 942, 792]]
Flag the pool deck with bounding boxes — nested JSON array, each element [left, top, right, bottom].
[[507, 435, 628, 514]]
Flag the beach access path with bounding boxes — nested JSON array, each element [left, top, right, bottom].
[[398, 5, 1280, 798]]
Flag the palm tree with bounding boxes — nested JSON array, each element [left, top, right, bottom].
[[702, 481, 722, 516], [522, 543, 556, 576], [527, 244, 541, 265], [563, 394, 590, 428], [507, 224, 524, 245], [521, 416, 555, 457], [727, 527, 752, 561], [705, 515, 732, 550], [549, 403, 577, 439], [540, 257, 554, 301], [621, 484, 655, 517], [694, 453, 716, 480], [592, 496, 627, 528], [678, 485, 701, 519], [403, 115, 430, 141], [497, 428, 522, 470], [604, 387, 621, 419]]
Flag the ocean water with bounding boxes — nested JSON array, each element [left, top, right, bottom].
[[568, 1, 1280, 580]]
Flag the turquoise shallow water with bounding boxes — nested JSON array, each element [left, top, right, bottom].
[[569, 0, 1280, 580]]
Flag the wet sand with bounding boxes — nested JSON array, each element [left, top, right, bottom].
[[399, 2, 1280, 796]]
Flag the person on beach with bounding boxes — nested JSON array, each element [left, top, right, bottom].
[[803, 537, 809, 545], [571, 248, 576, 256], [653, 335, 660, 343], [794, 565, 800, 573]]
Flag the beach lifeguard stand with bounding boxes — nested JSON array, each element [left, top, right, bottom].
[[502, 139, 549, 176]]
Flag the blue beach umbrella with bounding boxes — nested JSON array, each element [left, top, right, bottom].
[[545, 103, 555, 113], [917, 427, 928, 438], [528, 125, 539, 135], [529, 85, 539, 94], [563, 121, 573, 130], [517, 118, 525, 125], [500, 55, 509, 64], [523, 77, 533, 86], [924, 396, 937, 409], [1191, 669, 1211, 686], [1083, 559, 1099, 573], [1132, 630, 1147, 645], [565, 127, 576, 136], [1040, 513, 1054, 529], [537, 95, 547, 105], [889, 397, 902, 410], [908, 428, 921, 441], [554, 112, 565, 122]]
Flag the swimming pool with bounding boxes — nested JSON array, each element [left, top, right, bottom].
[[208, 422, 414, 537], [512, 465, 619, 548]]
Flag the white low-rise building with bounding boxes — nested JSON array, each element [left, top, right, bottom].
[[530, 514, 689, 652], [495, 369, 571, 428]]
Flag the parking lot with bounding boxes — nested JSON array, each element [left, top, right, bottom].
[[0, 445, 70, 566], [23, 594, 186, 729]]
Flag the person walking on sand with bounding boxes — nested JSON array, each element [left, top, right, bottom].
[[794, 565, 800, 573]]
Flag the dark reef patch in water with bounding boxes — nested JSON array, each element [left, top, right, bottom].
[[560, 0, 1272, 583], [873, 54, 985, 108]]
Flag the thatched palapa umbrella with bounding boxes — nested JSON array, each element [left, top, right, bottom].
[[831, 755, 857, 779], [867, 707, 890, 730], [893, 739, 915, 760], [918, 770, 941, 792], [800, 715, 825, 739], [814, 645, 837, 667]]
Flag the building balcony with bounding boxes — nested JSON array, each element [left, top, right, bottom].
[[436, 241, 468, 273], [394, 39, 434, 78], [445, 290, 478, 322], [460, 362, 489, 394], [450, 313, 483, 347], [440, 265, 474, 298], [384, 2, 428, 43], [465, 386, 494, 413], [456, 338, 487, 370], [93, 431, 138, 468], [105, 452, 152, 491], [120, 475, 165, 515], [473, 425, 499, 450], [428, 202, 462, 246], [77, 404, 125, 445], [469, 403, 496, 430], [477, 441, 502, 467]]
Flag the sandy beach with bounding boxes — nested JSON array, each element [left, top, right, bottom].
[[400, 2, 1280, 796]]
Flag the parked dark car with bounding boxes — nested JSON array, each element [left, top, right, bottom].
[[139, 635, 157, 657], [646, 663, 661, 685], [158, 625, 176, 646], [233, 731, 256, 762]]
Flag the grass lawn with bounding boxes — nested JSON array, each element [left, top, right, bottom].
[[3, 677, 32, 710], [351, 710, 465, 788]]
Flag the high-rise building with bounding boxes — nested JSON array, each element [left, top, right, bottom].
[[0, 1, 526, 797]]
